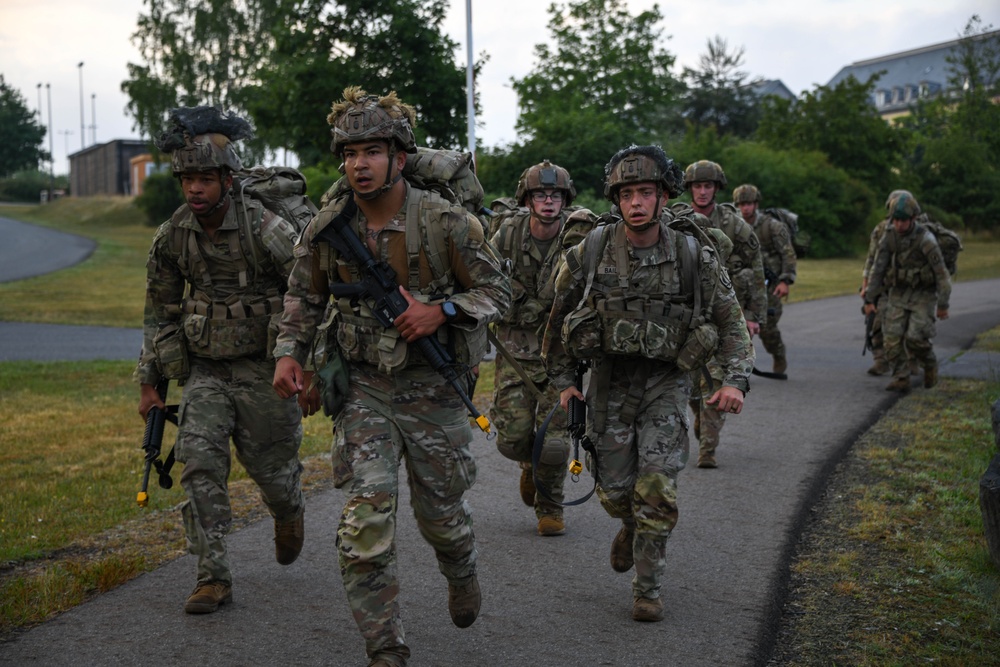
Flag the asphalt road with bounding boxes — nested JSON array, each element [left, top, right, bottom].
[[1, 216, 999, 666], [0, 215, 96, 284]]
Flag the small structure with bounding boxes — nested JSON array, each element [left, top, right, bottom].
[[129, 153, 171, 197], [746, 79, 796, 102], [69, 139, 149, 197]]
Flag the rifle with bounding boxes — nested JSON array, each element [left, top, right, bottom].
[[137, 378, 178, 507], [862, 309, 876, 357], [316, 197, 491, 434]]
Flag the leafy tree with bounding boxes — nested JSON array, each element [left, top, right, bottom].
[[682, 36, 761, 138], [0, 75, 49, 178], [756, 74, 903, 197], [134, 172, 184, 225]]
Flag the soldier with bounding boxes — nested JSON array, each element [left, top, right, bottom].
[[136, 108, 307, 615], [863, 193, 950, 392], [489, 160, 593, 536], [542, 145, 754, 623], [272, 87, 510, 667], [675, 160, 767, 468], [733, 184, 797, 375]]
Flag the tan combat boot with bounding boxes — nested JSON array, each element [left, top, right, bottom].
[[773, 355, 787, 375], [537, 515, 566, 537], [610, 521, 635, 573], [519, 466, 536, 507], [448, 574, 481, 628], [274, 509, 304, 565], [697, 452, 717, 469], [867, 360, 890, 376], [184, 581, 232, 614], [885, 376, 911, 392], [632, 596, 664, 622], [924, 363, 938, 389]]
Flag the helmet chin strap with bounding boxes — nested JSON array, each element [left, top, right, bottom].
[[353, 144, 403, 201]]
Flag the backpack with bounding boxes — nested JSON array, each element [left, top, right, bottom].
[[918, 216, 963, 275], [763, 207, 810, 257], [234, 165, 318, 234]]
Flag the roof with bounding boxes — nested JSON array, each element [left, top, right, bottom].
[[747, 79, 796, 101]]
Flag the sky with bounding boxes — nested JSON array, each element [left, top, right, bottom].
[[1, 0, 997, 175]]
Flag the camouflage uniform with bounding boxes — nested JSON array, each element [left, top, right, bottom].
[[865, 205, 951, 388], [543, 213, 753, 605], [673, 200, 766, 464], [274, 180, 509, 664], [748, 209, 797, 365], [862, 217, 892, 372], [137, 195, 305, 590]]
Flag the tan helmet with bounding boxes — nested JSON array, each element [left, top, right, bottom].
[[515, 160, 576, 206], [170, 133, 244, 175], [328, 86, 417, 158], [683, 160, 727, 190], [604, 145, 684, 203], [733, 184, 761, 204], [884, 189, 913, 211], [890, 192, 921, 219]]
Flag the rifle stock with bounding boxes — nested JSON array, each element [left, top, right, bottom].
[[863, 310, 876, 357], [137, 379, 178, 507]]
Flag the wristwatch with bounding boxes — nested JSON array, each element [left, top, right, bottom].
[[441, 300, 458, 321]]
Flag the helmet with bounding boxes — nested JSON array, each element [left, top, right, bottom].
[[515, 160, 576, 206], [733, 184, 761, 204], [604, 145, 684, 202], [884, 189, 913, 211], [890, 192, 921, 219], [170, 133, 243, 175], [683, 160, 727, 189], [328, 87, 417, 158]]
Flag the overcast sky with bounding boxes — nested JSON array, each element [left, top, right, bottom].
[[1, 0, 996, 175]]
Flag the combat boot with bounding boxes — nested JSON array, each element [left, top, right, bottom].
[[610, 521, 635, 573], [773, 355, 787, 375], [867, 361, 890, 376], [632, 596, 664, 622], [274, 509, 304, 565], [697, 452, 717, 469], [910, 358, 921, 376], [885, 376, 910, 392], [537, 514, 565, 537], [448, 574, 481, 628], [924, 363, 938, 389], [519, 466, 536, 507], [184, 581, 232, 614]]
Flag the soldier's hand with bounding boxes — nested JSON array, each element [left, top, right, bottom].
[[937, 308, 949, 321], [560, 386, 584, 412], [863, 303, 876, 317], [273, 356, 304, 399], [707, 386, 744, 415], [747, 320, 760, 338], [772, 281, 790, 299], [298, 370, 322, 416], [394, 286, 447, 341], [138, 383, 165, 421]]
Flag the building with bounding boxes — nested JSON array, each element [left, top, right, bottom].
[[129, 153, 171, 197], [68, 139, 149, 196], [747, 79, 796, 102], [825, 30, 1000, 121]]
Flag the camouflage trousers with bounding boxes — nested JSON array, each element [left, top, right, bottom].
[[331, 362, 478, 664], [491, 353, 568, 516], [175, 356, 304, 587], [587, 358, 690, 600], [760, 291, 786, 360], [688, 361, 727, 457], [870, 294, 887, 365], [883, 290, 938, 380]]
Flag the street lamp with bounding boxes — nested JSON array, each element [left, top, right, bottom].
[[46, 83, 54, 201], [59, 130, 74, 158], [77, 62, 85, 151], [90, 93, 97, 144], [36, 83, 42, 122]]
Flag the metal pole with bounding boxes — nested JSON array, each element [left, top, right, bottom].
[[91, 93, 97, 144], [36, 83, 42, 122], [465, 0, 475, 157], [59, 130, 74, 157], [46, 83, 54, 201], [78, 62, 85, 150]]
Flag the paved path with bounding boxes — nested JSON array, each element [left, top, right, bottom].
[[2, 213, 998, 666], [0, 215, 96, 283]]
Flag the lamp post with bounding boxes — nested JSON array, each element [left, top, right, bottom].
[[77, 62, 85, 151], [465, 0, 475, 157], [36, 83, 42, 122], [46, 83, 54, 201], [59, 130, 74, 159], [90, 93, 97, 144]]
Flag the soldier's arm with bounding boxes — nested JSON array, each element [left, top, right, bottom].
[[865, 234, 892, 304], [704, 250, 753, 395], [774, 221, 797, 285], [259, 211, 304, 281], [923, 234, 952, 312], [135, 224, 185, 386], [541, 250, 585, 391], [273, 225, 330, 366], [445, 210, 512, 327]]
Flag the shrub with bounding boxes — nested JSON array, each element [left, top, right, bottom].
[[134, 173, 183, 226]]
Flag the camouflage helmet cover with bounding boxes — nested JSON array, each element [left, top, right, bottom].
[[884, 189, 913, 211], [328, 86, 417, 157], [890, 192, 921, 219], [604, 145, 684, 202], [156, 107, 251, 175], [733, 184, 762, 204], [683, 160, 727, 189], [515, 159, 576, 206]]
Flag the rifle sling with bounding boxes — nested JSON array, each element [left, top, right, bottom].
[[487, 328, 547, 404]]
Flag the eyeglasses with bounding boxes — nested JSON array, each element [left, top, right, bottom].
[[531, 191, 564, 202]]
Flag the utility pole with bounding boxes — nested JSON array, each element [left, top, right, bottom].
[[77, 62, 85, 150], [46, 83, 54, 201], [36, 83, 42, 122], [465, 0, 475, 158], [90, 93, 97, 144], [59, 130, 74, 159]]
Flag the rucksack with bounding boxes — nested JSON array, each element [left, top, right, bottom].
[[918, 216, 963, 275], [234, 165, 318, 234], [763, 207, 810, 257]]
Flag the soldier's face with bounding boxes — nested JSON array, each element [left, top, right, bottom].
[[738, 201, 757, 221], [343, 141, 402, 195], [892, 216, 914, 234], [617, 183, 663, 227], [528, 190, 564, 223], [181, 170, 228, 217], [690, 181, 717, 209]]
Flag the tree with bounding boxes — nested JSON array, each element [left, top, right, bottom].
[[122, 0, 471, 167], [756, 74, 903, 197], [0, 75, 49, 178], [505, 0, 684, 197], [682, 36, 761, 138]]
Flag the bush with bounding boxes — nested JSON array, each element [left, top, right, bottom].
[[299, 164, 341, 207], [0, 170, 67, 202], [134, 173, 183, 225]]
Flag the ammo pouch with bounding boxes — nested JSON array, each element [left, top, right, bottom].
[[676, 322, 719, 372], [312, 305, 350, 417], [152, 321, 190, 380], [444, 322, 488, 367], [561, 305, 603, 359], [182, 311, 271, 360]]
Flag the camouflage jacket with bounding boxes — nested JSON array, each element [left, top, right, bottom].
[[542, 218, 753, 394], [749, 209, 797, 285], [273, 182, 511, 370], [862, 217, 891, 284], [866, 222, 951, 309], [136, 196, 299, 385]]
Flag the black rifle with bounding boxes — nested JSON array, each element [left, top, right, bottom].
[[316, 198, 491, 434], [137, 378, 178, 507], [862, 309, 876, 356]]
